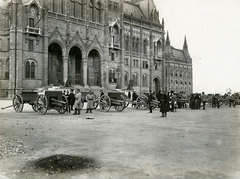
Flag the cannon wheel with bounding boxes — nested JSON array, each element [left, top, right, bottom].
[[114, 95, 127, 112], [31, 102, 38, 112], [93, 94, 99, 109], [135, 94, 148, 110], [121, 94, 130, 108], [99, 95, 111, 112], [36, 94, 48, 115], [58, 95, 68, 114], [12, 94, 24, 113]]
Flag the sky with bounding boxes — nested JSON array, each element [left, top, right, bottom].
[[155, 0, 240, 94]]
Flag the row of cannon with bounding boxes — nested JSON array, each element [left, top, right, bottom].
[[1, 89, 190, 114]]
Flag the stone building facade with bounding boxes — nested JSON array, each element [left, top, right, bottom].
[[0, 0, 192, 97]]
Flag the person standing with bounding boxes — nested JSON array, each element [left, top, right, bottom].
[[156, 90, 162, 108], [132, 90, 138, 108], [160, 92, 169, 117], [86, 90, 94, 113], [200, 92, 208, 110], [68, 89, 75, 111], [148, 90, 153, 113], [73, 89, 82, 115], [171, 91, 177, 112]]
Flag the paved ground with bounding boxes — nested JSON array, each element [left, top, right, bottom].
[[0, 100, 240, 179]]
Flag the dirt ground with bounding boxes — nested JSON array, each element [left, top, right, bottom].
[[0, 100, 240, 179]]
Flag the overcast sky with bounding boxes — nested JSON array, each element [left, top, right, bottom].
[[155, 0, 240, 94]]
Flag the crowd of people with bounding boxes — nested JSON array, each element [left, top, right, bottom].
[[62, 88, 239, 117]]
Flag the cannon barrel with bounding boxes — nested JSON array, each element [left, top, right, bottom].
[[51, 98, 66, 104], [111, 99, 124, 106], [1, 105, 13, 110]]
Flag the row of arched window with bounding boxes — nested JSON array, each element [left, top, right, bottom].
[[50, 0, 102, 23], [170, 79, 191, 85], [125, 36, 148, 54], [109, 69, 148, 87]]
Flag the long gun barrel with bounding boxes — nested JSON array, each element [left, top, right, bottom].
[[1, 105, 13, 110]]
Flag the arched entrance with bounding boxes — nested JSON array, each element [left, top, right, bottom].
[[87, 49, 101, 87], [153, 78, 161, 93], [48, 43, 63, 85], [69, 47, 83, 86]]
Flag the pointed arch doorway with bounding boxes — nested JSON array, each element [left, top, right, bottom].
[[48, 43, 63, 85], [69, 47, 83, 86], [87, 49, 101, 87], [153, 78, 161, 93]]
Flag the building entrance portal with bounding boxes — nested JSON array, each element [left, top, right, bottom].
[[154, 78, 161, 94], [69, 47, 83, 86], [48, 43, 63, 85], [87, 50, 101, 87]]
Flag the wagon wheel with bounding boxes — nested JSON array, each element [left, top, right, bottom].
[[93, 94, 99, 109], [121, 94, 130, 108], [31, 102, 38, 112], [99, 95, 111, 112], [12, 94, 24, 113], [114, 95, 126, 112], [135, 94, 148, 110], [151, 95, 158, 109], [36, 94, 48, 115], [58, 95, 68, 114]]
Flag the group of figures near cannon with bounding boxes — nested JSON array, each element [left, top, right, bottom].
[[189, 92, 240, 109], [1, 88, 239, 114]]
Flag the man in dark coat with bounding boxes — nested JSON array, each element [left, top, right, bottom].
[[160, 92, 169, 117], [147, 90, 153, 113], [68, 89, 75, 111]]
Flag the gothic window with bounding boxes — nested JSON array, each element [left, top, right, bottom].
[[108, 1, 113, 11], [132, 37, 135, 52], [70, 0, 83, 18], [109, 69, 117, 83], [157, 41, 162, 56], [29, 40, 33, 52], [59, 0, 64, 14], [29, 18, 34, 27], [133, 73, 139, 86], [142, 61, 148, 69], [5, 59, 9, 79], [125, 35, 129, 51], [114, 2, 118, 12], [136, 38, 139, 53], [142, 74, 148, 87], [143, 39, 148, 54], [25, 60, 36, 79], [89, 1, 94, 22], [133, 59, 138, 67], [95, 2, 101, 23], [124, 58, 129, 66], [124, 72, 128, 86]]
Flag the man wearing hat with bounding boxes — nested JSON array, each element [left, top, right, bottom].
[[73, 89, 82, 115], [68, 89, 75, 111]]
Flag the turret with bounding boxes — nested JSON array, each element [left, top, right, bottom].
[[165, 31, 172, 54], [183, 35, 190, 58]]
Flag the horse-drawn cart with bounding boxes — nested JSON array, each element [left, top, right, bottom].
[[36, 90, 68, 115], [1, 91, 38, 112], [99, 91, 127, 112]]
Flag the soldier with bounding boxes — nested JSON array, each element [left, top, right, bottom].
[[147, 90, 153, 113], [68, 89, 75, 111], [200, 92, 208, 110], [170, 91, 177, 112], [86, 90, 94, 113], [73, 89, 82, 115], [132, 90, 138, 108], [160, 92, 169, 117]]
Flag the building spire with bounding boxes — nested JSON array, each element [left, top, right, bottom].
[[166, 31, 170, 45], [183, 35, 188, 49]]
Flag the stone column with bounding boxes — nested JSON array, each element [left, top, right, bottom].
[[63, 56, 68, 86], [82, 58, 88, 87]]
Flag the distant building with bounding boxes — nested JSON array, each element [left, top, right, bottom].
[[0, 0, 192, 97]]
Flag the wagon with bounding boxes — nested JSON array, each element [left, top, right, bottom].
[[1, 91, 38, 113], [135, 93, 160, 110], [36, 90, 68, 115], [175, 92, 188, 108], [99, 91, 127, 112]]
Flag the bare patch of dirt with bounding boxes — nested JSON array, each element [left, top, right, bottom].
[[26, 154, 99, 174]]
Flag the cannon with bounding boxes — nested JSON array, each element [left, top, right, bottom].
[[36, 90, 68, 115], [99, 91, 127, 112], [1, 91, 38, 112], [175, 92, 188, 108], [135, 93, 160, 110]]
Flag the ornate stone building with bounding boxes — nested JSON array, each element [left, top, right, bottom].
[[0, 0, 192, 97]]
